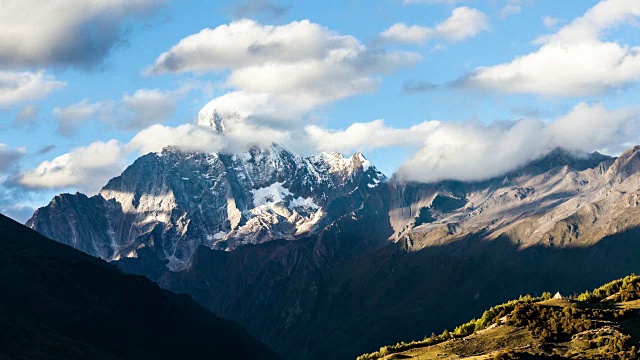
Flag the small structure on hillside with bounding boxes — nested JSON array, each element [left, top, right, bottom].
[[553, 291, 564, 299]]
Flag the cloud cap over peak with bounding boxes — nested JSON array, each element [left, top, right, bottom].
[[149, 19, 420, 128], [395, 103, 640, 183]]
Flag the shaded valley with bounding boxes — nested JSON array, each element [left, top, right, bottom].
[[0, 214, 279, 360]]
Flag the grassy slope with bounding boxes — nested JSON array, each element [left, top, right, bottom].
[[0, 214, 279, 360], [360, 275, 640, 360]]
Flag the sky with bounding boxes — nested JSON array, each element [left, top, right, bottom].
[[1, 0, 640, 222]]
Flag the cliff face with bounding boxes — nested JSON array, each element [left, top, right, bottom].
[[388, 148, 640, 252]]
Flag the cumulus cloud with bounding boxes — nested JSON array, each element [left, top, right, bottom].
[[305, 120, 440, 154], [17, 114, 291, 192], [21, 97, 296, 192], [396, 119, 544, 183], [545, 103, 639, 154], [380, 7, 489, 44], [380, 24, 432, 44], [462, 0, 640, 96], [54, 99, 111, 136], [394, 103, 640, 183], [20, 140, 126, 193], [120, 88, 178, 130], [149, 19, 420, 124], [0, 71, 65, 107], [0, 144, 26, 173], [296, 102, 639, 183], [53, 87, 184, 135], [126, 124, 224, 155], [0, 0, 166, 68], [19, 100, 640, 191]]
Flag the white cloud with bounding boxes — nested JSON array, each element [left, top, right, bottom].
[[120, 88, 178, 130], [396, 119, 545, 183], [0, 144, 26, 173], [149, 19, 417, 77], [380, 24, 433, 44], [20, 140, 126, 193], [0, 0, 166, 68], [19, 100, 640, 191], [545, 103, 639, 154], [380, 7, 489, 44], [53, 87, 184, 135], [434, 7, 489, 42], [0, 71, 65, 107], [199, 90, 338, 126], [394, 103, 640, 183], [463, 0, 640, 96], [298, 102, 639, 183], [149, 19, 420, 123], [305, 120, 440, 154], [18, 124, 222, 192], [53, 99, 111, 136], [18, 114, 291, 192], [128, 119, 291, 156], [126, 124, 224, 155]]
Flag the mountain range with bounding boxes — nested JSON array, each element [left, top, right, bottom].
[[25, 113, 640, 359]]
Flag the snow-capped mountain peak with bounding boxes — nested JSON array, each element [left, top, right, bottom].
[[27, 139, 387, 271], [197, 105, 225, 133]]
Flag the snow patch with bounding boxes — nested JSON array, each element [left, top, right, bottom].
[[252, 182, 292, 207], [289, 196, 319, 210], [317, 152, 352, 173], [368, 177, 382, 188], [357, 153, 372, 171], [206, 231, 228, 241]]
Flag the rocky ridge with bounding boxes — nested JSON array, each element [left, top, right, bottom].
[[27, 134, 385, 271]]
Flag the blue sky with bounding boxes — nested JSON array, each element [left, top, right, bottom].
[[1, 0, 639, 222]]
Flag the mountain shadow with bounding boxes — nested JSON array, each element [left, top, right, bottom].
[[0, 214, 279, 360], [155, 223, 640, 360]]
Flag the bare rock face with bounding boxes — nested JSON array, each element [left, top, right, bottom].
[[388, 148, 640, 251], [27, 144, 385, 271]]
